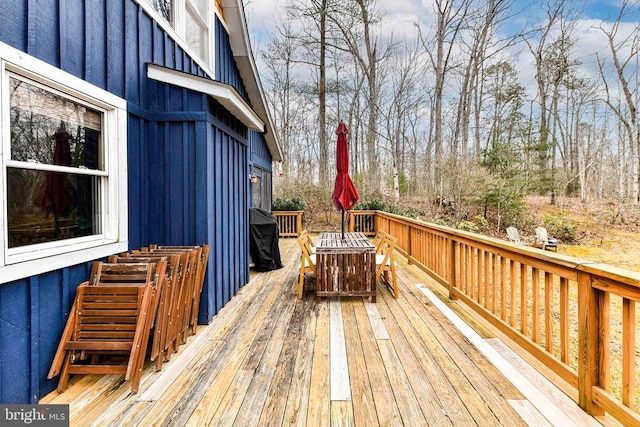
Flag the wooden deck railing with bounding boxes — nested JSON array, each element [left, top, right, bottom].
[[347, 210, 377, 236], [352, 210, 639, 426], [272, 211, 304, 237]]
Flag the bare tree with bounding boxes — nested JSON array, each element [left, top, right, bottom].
[[596, 0, 640, 212], [522, 0, 578, 204], [419, 0, 471, 198], [327, 0, 393, 193], [262, 21, 298, 178], [453, 0, 518, 160], [286, 0, 342, 184], [379, 41, 427, 200]]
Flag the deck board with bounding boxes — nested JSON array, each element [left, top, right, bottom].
[[40, 239, 602, 426], [342, 300, 379, 426]]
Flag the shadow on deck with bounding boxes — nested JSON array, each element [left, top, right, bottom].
[[41, 239, 602, 426]]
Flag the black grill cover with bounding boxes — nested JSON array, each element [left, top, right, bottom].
[[249, 208, 284, 271]]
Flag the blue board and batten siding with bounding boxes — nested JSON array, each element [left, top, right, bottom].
[[0, 0, 272, 403]]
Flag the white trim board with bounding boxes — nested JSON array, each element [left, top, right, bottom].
[[147, 63, 265, 131]]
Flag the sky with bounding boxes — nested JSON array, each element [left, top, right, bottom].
[[244, 0, 639, 47], [243, 0, 639, 101]]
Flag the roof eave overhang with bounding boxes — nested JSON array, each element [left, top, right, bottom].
[[147, 63, 265, 132], [220, 0, 283, 162]]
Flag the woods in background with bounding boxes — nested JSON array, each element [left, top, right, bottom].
[[251, 0, 640, 228]]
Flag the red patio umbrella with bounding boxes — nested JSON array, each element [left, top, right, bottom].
[[332, 121, 359, 239]]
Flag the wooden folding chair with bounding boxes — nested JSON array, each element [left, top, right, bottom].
[[48, 282, 154, 393], [133, 249, 190, 350], [375, 231, 398, 298], [300, 229, 316, 254], [151, 245, 210, 335], [87, 262, 167, 344], [297, 233, 316, 298], [372, 230, 385, 250], [138, 248, 194, 345], [108, 254, 179, 369], [145, 245, 207, 339]]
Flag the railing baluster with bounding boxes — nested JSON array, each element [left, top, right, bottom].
[[532, 267, 540, 343], [545, 272, 554, 354], [520, 263, 528, 336], [510, 260, 517, 327], [484, 250, 490, 309], [500, 256, 507, 321], [471, 247, 477, 301], [448, 238, 456, 299], [599, 291, 611, 392], [492, 253, 498, 314], [622, 298, 635, 410], [560, 277, 569, 363]]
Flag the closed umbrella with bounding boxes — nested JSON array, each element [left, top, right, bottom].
[[332, 121, 359, 239]]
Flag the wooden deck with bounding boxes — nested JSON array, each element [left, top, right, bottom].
[[41, 239, 602, 426]]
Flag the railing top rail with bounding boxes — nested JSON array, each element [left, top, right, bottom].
[[375, 210, 640, 288]]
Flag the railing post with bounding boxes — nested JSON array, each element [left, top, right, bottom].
[[296, 211, 303, 236], [577, 270, 604, 416], [447, 238, 456, 300]]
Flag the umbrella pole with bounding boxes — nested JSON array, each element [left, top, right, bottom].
[[341, 209, 345, 240]]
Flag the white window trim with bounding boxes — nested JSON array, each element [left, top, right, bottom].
[[147, 63, 264, 131], [0, 41, 128, 284], [135, 0, 218, 77]]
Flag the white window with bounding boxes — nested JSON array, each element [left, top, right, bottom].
[[185, 0, 209, 63], [0, 42, 128, 284], [144, 0, 216, 72]]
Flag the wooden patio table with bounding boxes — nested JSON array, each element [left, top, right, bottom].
[[315, 232, 377, 302]]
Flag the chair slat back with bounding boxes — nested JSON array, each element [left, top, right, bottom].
[[506, 226, 521, 244], [107, 254, 179, 368], [49, 280, 155, 393], [89, 262, 156, 287], [297, 233, 315, 268]]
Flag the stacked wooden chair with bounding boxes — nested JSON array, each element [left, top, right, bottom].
[[48, 261, 165, 393], [142, 245, 210, 339], [108, 253, 182, 369], [297, 230, 316, 298], [48, 243, 210, 394], [374, 230, 399, 298]]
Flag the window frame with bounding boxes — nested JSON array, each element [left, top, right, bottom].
[[184, 0, 209, 63], [143, 0, 217, 73], [0, 42, 128, 284]]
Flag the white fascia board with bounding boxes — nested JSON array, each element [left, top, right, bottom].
[[220, 0, 284, 162], [147, 63, 265, 132]]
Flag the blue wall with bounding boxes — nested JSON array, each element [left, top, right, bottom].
[[0, 0, 271, 403]]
